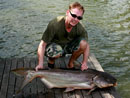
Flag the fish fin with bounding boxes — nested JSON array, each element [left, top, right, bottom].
[[11, 68, 34, 77], [16, 76, 33, 94], [87, 86, 97, 95], [16, 72, 40, 94], [64, 87, 75, 92]]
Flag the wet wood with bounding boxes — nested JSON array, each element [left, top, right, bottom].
[[0, 53, 121, 98]]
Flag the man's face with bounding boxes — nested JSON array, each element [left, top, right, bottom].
[[67, 8, 83, 27]]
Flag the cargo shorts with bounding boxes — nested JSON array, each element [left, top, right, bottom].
[[45, 37, 86, 58]]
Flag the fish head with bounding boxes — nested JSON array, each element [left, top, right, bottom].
[[93, 72, 117, 88]]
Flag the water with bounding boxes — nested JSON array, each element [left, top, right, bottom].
[[0, 0, 130, 97]]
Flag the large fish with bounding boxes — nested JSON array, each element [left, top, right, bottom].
[[12, 68, 117, 94]]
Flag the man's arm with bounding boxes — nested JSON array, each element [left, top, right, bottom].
[[35, 40, 47, 71], [81, 42, 89, 71]]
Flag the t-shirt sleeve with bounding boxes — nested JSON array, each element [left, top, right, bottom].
[[41, 21, 55, 43]]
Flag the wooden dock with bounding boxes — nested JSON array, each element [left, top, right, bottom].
[[0, 54, 121, 98]]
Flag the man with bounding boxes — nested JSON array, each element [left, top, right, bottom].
[[35, 2, 89, 71]]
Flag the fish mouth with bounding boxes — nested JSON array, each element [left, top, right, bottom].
[[104, 82, 117, 88], [99, 82, 117, 88]]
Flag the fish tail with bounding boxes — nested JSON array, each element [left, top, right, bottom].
[[12, 68, 37, 94], [18, 75, 35, 93], [11, 68, 34, 77]]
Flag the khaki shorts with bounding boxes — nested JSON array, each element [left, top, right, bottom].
[[45, 37, 86, 58]]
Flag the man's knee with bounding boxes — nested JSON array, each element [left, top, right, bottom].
[[79, 40, 88, 51]]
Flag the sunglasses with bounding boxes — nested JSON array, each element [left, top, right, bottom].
[[69, 11, 83, 20]]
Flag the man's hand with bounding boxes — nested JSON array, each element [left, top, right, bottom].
[[81, 62, 88, 71], [35, 65, 44, 71]]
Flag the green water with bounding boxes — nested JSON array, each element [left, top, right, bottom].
[[0, 0, 130, 97]]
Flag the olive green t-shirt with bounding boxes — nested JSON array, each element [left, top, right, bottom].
[[42, 16, 88, 48]]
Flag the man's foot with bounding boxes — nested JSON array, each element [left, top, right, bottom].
[[48, 63, 54, 69], [67, 59, 75, 68], [48, 57, 55, 69]]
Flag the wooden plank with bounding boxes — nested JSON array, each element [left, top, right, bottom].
[[22, 58, 31, 98], [91, 90, 102, 98], [45, 89, 55, 98], [54, 89, 63, 98], [72, 54, 94, 69], [76, 54, 101, 70], [37, 78, 47, 98], [0, 59, 5, 90], [109, 87, 121, 98], [88, 54, 104, 71], [22, 58, 40, 98], [62, 90, 69, 98], [43, 56, 48, 68], [81, 90, 92, 98], [15, 58, 24, 98], [99, 88, 113, 98], [58, 57, 67, 68], [63, 54, 102, 70], [24, 58, 31, 68], [64, 55, 70, 68], [30, 58, 37, 98], [55, 57, 61, 68], [67, 91, 76, 98], [88, 57, 96, 69], [75, 90, 84, 98], [0, 59, 11, 98], [7, 58, 18, 98], [35, 57, 48, 98]]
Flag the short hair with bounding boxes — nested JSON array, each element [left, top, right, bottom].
[[69, 2, 85, 14]]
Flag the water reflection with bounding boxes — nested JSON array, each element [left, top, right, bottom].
[[0, 0, 130, 97]]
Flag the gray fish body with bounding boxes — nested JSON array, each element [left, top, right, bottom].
[[12, 68, 117, 94], [31, 69, 94, 89]]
